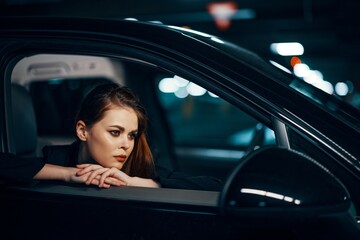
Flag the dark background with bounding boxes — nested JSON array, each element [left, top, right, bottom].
[[1, 0, 360, 108]]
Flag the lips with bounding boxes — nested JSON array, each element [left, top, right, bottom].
[[115, 155, 127, 163]]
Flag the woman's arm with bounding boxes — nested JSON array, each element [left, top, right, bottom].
[[0, 153, 124, 188], [0, 153, 79, 185], [33, 163, 77, 182], [34, 163, 125, 188], [129, 176, 161, 188]]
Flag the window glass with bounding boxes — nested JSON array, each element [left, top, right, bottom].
[[156, 75, 276, 149], [155, 75, 276, 179], [290, 78, 360, 129]]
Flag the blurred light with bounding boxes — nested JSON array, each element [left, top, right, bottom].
[[207, 1, 238, 31], [168, 25, 212, 37], [174, 75, 189, 87], [168, 25, 225, 44], [313, 80, 334, 95], [293, 63, 310, 78], [187, 82, 206, 96], [159, 75, 215, 98], [148, 20, 163, 24], [290, 56, 302, 68], [335, 82, 349, 96], [293, 63, 334, 95], [174, 87, 189, 98], [266, 192, 284, 200], [269, 60, 292, 74], [270, 42, 304, 56], [158, 77, 178, 93], [298, 68, 334, 94], [241, 188, 266, 196], [322, 81, 334, 95], [211, 37, 225, 44], [240, 188, 301, 205], [124, 18, 138, 21], [208, 91, 219, 98], [303, 70, 323, 85]]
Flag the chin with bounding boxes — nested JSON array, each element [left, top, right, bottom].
[[113, 163, 124, 170]]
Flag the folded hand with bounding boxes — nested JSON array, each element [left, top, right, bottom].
[[75, 164, 129, 188]]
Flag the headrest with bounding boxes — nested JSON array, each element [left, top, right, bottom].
[[11, 84, 38, 155]]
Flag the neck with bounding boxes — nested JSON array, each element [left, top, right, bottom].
[[77, 141, 96, 164]]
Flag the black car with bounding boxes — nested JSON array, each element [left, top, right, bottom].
[[0, 17, 360, 239]]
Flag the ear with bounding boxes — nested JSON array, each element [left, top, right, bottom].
[[76, 120, 88, 141]]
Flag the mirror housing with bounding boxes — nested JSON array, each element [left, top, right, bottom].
[[219, 147, 351, 224]]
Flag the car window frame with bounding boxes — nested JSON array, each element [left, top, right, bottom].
[[2, 33, 349, 162], [2, 36, 355, 163]]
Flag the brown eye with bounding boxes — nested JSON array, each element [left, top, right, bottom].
[[110, 130, 120, 136], [129, 132, 138, 140]]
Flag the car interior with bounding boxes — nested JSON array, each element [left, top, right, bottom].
[[9, 53, 277, 184]]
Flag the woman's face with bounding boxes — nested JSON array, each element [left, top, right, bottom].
[[82, 106, 138, 169]]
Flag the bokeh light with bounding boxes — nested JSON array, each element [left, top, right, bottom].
[[335, 82, 349, 96]]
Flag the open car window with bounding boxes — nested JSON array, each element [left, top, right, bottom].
[[154, 75, 276, 180], [9, 53, 278, 186]]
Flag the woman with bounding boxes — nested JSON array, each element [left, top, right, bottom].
[[1, 84, 222, 191]]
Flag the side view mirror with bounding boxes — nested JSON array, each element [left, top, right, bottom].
[[218, 147, 351, 225]]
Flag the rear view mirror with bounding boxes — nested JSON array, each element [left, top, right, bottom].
[[218, 147, 351, 224]]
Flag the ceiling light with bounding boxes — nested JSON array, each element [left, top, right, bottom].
[[270, 42, 304, 56]]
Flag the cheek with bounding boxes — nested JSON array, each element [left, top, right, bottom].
[[87, 135, 115, 161], [89, 131, 114, 147], [130, 140, 136, 151]]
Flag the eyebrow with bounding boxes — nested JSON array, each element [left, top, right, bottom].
[[109, 125, 138, 132]]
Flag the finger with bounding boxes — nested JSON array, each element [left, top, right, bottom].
[[75, 165, 88, 175], [105, 177, 123, 185], [86, 168, 109, 185], [99, 170, 112, 188], [76, 164, 91, 169], [99, 168, 123, 188], [90, 178, 100, 185], [85, 169, 104, 184], [104, 177, 127, 186], [90, 179, 110, 188], [77, 164, 103, 176]]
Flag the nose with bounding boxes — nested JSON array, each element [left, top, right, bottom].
[[118, 135, 130, 150]]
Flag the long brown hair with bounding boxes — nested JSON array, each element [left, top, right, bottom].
[[75, 83, 155, 178]]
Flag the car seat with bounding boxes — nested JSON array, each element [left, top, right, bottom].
[[11, 83, 38, 156]]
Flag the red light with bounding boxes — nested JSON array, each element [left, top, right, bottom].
[[290, 56, 301, 68], [207, 1, 238, 31]]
